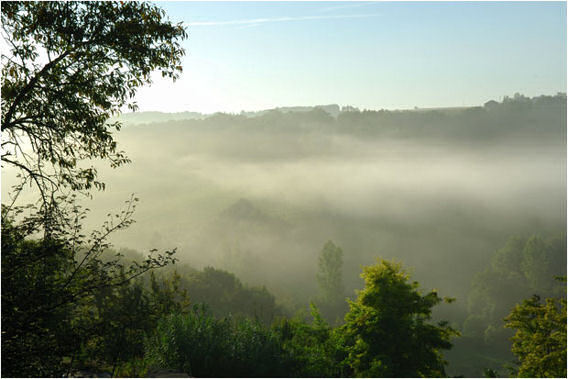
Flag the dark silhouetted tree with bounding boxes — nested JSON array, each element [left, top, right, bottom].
[[1, 1, 186, 203], [1, 2, 186, 376]]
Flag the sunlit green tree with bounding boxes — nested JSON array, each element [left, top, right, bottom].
[[504, 287, 567, 378], [342, 259, 458, 377]]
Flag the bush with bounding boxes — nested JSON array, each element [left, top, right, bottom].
[[144, 305, 288, 377]]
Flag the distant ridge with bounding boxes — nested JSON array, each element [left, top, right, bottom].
[[116, 105, 342, 124], [114, 93, 566, 125], [113, 104, 480, 125], [113, 111, 206, 124]]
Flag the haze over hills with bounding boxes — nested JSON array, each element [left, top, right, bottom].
[[119, 92, 566, 123], [116, 93, 565, 141], [2, 93, 565, 376], [114, 110, 207, 124], [116, 103, 474, 125], [115, 104, 343, 124], [70, 93, 566, 289]]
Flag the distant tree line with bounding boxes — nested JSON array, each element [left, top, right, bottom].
[[135, 92, 566, 142]]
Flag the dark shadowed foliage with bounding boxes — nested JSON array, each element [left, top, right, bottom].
[[1, 1, 186, 201]]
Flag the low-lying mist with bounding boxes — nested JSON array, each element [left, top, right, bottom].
[[3, 95, 566, 313]]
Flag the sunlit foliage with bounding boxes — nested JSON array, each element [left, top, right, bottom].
[[505, 289, 567, 378], [342, 259, 459, 377]]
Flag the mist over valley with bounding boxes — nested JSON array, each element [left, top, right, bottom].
[[12, 94, 560, 313]]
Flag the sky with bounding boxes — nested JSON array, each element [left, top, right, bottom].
[[132, 1, 567, 113]]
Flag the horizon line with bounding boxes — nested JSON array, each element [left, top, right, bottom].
[[122, 91, 566, 116]]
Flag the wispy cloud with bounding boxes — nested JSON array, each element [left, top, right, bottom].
[[318, 2, 377, 13], [187, 13, 380, 27]]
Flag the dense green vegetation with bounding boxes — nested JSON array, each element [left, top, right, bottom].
[[5, 217, 563, 377], [2, 2, 566, 378], [505, 286, 567, 378], [2, 209, 459, 377], [144, 259, 459, 378]]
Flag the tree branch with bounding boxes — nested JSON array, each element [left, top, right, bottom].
[[2, 50, 71, 130]]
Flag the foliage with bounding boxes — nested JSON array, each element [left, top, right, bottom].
[[450, 234, 567, 377], [1, 1, 186, 200], [1, 221, 75, 376], [464, 234, 565, 351], [74, 271, 190, 376], [145, 306, 288, 377], [273, 303, 349, 377], [316, 241, 347, 323], [1, 200, 176, 377], [1, 3, 186, 375], [341, 259, 459, 377], [143, 261, 461, 378], [181, 266, 282, 324], [148, 270, 191, 318], [504, 289, 567, 378], [80, 280, 153, 376], [146, 303, 348, 378]]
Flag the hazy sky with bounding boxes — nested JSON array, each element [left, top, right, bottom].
[[133, 1, 567, 113]]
